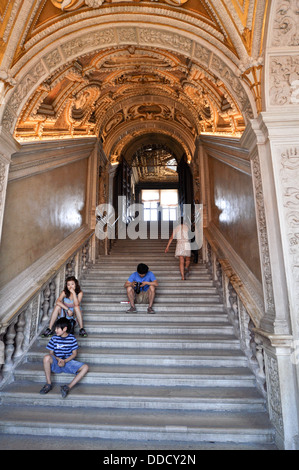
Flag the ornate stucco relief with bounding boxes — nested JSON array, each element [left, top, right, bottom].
[[271, 0, 299, 47], [50, 0, 190, 9], [267, 1, 299, 108], [269, 55, 299, 106], [211, 54, 254, 118], [1, 25, 253, 137], [265, 354, 284, 438], [2, 61, 46, 132], [279, 147, 299, 328]]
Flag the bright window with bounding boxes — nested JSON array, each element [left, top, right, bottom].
[[141, 189, 178, 221]]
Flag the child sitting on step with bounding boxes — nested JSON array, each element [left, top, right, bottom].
[[39, 317, 89, 398], [42, 276, 87, 338]]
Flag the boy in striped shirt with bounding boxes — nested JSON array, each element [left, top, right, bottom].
[[40, 317, 89, 398]]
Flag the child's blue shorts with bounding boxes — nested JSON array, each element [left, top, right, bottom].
[[51, 356, 84, 375]]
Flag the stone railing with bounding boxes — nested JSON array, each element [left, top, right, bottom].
[[203, 235, 267, 398], [0, 230, 95, 387]]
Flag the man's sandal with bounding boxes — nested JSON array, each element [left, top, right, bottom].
[[39, 383, 53, 394], [60, 384, 70, 398]]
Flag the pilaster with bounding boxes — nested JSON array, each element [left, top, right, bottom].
[[0, 127, 19, 242]]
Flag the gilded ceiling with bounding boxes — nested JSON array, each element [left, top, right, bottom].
[[0, 0, 269, 162]]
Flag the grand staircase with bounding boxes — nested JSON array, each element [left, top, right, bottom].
[[0, 234, 276, 449]]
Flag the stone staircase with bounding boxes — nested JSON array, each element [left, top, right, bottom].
[[0, 235, 276, 449]]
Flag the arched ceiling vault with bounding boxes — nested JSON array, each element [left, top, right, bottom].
[[0, 0, 269, 164]]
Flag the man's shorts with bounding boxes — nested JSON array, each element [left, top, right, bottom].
[[51, 356, 84, 375], [135, 290, 150, 304]]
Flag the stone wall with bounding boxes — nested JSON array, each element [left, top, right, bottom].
[[0, 138, 95, 288]]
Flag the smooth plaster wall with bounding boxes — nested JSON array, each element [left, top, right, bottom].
[[208, 156, 262, 283], [0, 159, 88, 288]]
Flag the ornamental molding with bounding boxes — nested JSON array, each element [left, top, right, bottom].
[[250, 150, 275, 316], [15, 7, 234, 70], [98, 93, 199, 136], [104, 119, 194, 162]]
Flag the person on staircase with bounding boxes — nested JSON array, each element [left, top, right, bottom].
[[165, 218, 191, 280], [39, 317, 89, 398], [42, 276, 88, 338], [124, 263, 158, 314]]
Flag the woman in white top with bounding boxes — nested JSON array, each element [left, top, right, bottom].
[[165, 220, 191, 280]]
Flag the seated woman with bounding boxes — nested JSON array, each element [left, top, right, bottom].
[[42, 276, 87, 337]]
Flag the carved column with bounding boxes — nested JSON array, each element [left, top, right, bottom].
[[238, 0, 299, 449], [0, 128, 20, 243]]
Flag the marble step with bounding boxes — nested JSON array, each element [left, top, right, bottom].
[[87, 265, 205, 271], [28, 344, 249, 367], [84, 274, 212, 281], [0, 405, 275, 444], [13, 362, 257, 387], [80, 279, 218, 295], [81, 294, 221, 304], [0, 382, 266, 412], [89, 259, 204, 266], [80, 303, 225, 313], [40, 321, 234, 335], [81, 281, 215, 289], [38, 333, 241, 350], [82, 277, 213, 284], [78, 312, 229, 322]]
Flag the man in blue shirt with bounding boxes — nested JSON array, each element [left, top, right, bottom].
[[124, 263, 158, 314]]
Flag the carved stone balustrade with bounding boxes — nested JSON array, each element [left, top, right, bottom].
[[203, 236, 267, 397]]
